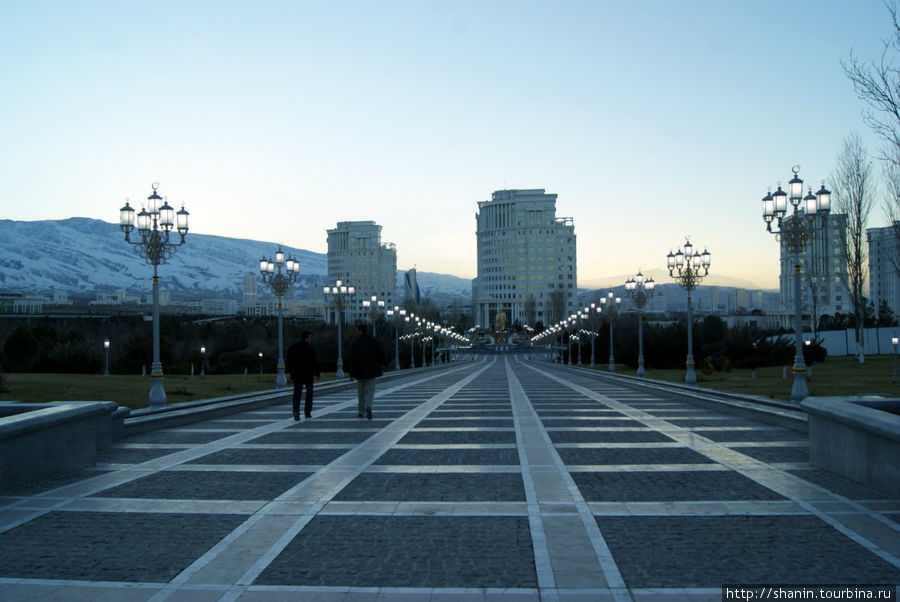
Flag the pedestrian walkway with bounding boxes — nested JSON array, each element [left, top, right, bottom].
[[0, 356, 898, 601]]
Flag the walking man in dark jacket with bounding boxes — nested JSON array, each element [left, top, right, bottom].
[[349, 323, 387, 419], [286, 331, 319, 420]]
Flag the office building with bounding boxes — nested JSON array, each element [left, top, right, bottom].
[[326, 220, 397, 323], [472, 189, 577, 329], [867, 222, 900, 320]]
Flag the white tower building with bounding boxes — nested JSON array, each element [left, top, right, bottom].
[[778, 213, 849, 329], [472, 189, 577, 329], [326, 220, 397, 323]]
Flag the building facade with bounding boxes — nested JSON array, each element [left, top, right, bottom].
[[867, 222, 900, 320], [777, 213, 850, 330], [326, 221, 397, 323], [472, 189, 577, 329]]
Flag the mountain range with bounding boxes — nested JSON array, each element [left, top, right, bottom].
[[0, 218, 473, 304]]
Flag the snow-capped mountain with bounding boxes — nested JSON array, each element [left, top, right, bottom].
[[0, 218, 472, 302]]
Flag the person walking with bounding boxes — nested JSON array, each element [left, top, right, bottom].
[[349, 323, 387, 419], [286, 330, 319, 420]]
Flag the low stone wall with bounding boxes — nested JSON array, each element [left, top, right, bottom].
[[0, 401, 127, 491], [801, 396, 900, 497]]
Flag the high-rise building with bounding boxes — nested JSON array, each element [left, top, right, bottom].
[[404, 268, 421, 306], [472, 189, 577, 329], [867, 222, 900, 320], [777, 213, 849, 329], [326, 220, 397, 323]]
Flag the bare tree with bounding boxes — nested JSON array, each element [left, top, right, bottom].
[[882, 147, 900, 271], [843, 1, 900, 162], [831, 133, 877, 363]]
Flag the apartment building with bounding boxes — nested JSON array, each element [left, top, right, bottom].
[[867, 222, 900, 320], [326, 221, 397, 323]]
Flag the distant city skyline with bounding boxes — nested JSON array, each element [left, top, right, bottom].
[[0, 1, 894, 290]]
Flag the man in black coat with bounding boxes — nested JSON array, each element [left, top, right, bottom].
[[349, 323, 387, 419], [285, 331, 319, 420]]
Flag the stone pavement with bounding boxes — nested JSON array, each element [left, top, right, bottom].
[[0, 356, 898, 601]]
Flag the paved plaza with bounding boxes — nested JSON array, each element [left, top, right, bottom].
[[0, 357, 898, 601]]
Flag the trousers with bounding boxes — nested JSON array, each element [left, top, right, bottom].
[[292, 378, 314, 418], [356, 378, 375, 415]]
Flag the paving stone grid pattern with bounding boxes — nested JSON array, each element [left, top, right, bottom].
[[0, 357, 898, 602]]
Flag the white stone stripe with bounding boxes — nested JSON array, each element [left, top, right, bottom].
[[505, 358, 631, 601]]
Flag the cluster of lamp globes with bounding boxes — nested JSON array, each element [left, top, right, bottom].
[[119, 182, 189, 243]]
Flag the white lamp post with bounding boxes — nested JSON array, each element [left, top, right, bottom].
[[625, 272, 656, 377], [386, 306, 407, 370], [667, 239, 711, 385], [103, 338, 110, 377], [762, 166, 831, 401], [260, 246, 300, 388], [600, 292, 622, 371], [200, 346, 206, 377], [323, 280, 355, 378], [118, 182, 189, 408]]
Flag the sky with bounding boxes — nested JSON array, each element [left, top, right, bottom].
[[0, 0, 894, 290]]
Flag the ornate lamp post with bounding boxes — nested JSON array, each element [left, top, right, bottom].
[[323, 280, 355, 378], [118, 182, 189, 408], [667, 238, 711, 385], [600, 292, 621, 371], [625, 272, 656, 377], [761, 166, 831, 401], [362, 295, 385, 337], [260, 246, 300, 388], [103, 338, 110, 377], [584, 303, 601, 369], [386, 306, 407, 370]]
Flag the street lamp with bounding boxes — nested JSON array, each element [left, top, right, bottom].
[[258, 351, 263, 378], [600, 292, 621, 371], [323, 280, 355, 378], [761, 166, 830, 401], [386, 306, 407, 370], [667, 238, 711, 385], [625, 272, 656, 377], [118, 182, 189, 408], [260, 246, 300, 388], [362, 295, 385, 337], [200, 346, 206, 377], [103, 338, 110, 377]]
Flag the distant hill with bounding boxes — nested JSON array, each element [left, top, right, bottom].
[[0, 218, 473, 303]]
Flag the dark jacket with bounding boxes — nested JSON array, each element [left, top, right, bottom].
[[286, 340, 319, 381], [349, 333, 387, 379]]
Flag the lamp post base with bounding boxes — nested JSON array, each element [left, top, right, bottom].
[[685, 362, 697, 386], [148, 374, 166, 408], [275, 368, 287, 389], [637, 358, 646, 378], [791, 368, 809, 401]]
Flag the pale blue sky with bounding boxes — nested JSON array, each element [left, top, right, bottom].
[[0, 0, 892, 289]]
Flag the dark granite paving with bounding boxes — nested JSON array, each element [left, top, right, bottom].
[[695, 428, 808, 442], [375, 448, 519, 465], [556, 446, 715, 465], [186, 447, 350, 466], [417, 418, 513, 427], [788, 468, 897, 500], [97, 447, 188, 465], [254, 515, 537, 588], [123, 429, 241, 444], [398, 430, 517, 444], [333, 472, 526, 501], [596, 515, 900, 587], [90, 470, 312, 500], [541, 418, 647, 428], [0, 511, 246, 582], [547, 429, 676, 443], [572, 470, 788, 501], [731, 445, 810, 463], [248, 430, 375, 444]]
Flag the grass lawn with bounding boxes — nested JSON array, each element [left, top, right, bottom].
[[634, 355, 900, 401], [0, 372, 336, 411], [1, 356, 897, 409]]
